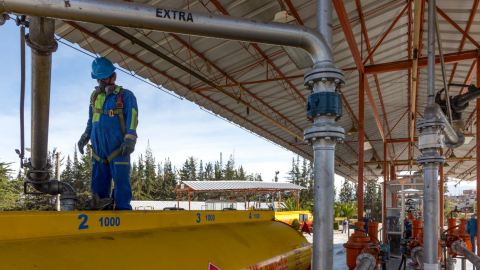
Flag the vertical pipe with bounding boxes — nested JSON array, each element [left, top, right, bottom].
[[423, 1, 440, 268], [188, 191, 191, 210], [440, 150, 444, 230], [29, 16, 56, 181], [312, 139, 335, 270], [476, 55, 480, 258], [383, 142, 387, 242], [358, 72, 365, 218], [317, 0, 332, 50], [177, 192, 180, 208], [401, 184, 405, 238]]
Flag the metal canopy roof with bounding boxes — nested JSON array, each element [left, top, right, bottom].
[[53, 0, 480, 183], [175, 181, 306, 192]]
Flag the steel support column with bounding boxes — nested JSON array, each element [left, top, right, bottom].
[[476, 55, 480, 257], [358, 72, 365, 218], [440, 150, 444, 229], [383, 142, 387, 242]]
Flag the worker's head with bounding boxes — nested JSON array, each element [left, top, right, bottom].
[[91, 57, 117, 93]]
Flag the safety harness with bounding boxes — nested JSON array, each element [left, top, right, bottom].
[[89, 88, 127, 164]]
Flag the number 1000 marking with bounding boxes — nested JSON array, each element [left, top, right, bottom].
[[99, 217, 120, 227]]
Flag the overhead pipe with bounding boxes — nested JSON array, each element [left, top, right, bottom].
[[24, 16, 77, 210], [0, 0, 335, 69]]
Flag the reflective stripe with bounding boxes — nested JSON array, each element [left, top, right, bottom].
[[92, 161, 95, 165], [131, 108, 138, 130], [92, 92, 106, 123], [115, 162, 130, 165]]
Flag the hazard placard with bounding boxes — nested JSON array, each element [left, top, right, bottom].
[[208, 262, 221, 270]]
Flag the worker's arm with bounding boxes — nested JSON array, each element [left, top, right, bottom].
[[84, 103, 93, 135], [84, 91, 95, 135], [124, 90, 138, 138]]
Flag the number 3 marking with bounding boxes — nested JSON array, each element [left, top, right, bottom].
[[78, 214, 89, 230], [196, 213, 201, 223]]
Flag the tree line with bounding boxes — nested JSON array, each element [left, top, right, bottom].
[[0, 143, 382, 216]]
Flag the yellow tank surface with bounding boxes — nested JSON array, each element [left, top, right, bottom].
[[0, 210, 311, 270], [275, 211, 313, 225]]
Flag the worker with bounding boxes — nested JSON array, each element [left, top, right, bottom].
[[466, 214, 477, 253], [77, 57, 138, 210]]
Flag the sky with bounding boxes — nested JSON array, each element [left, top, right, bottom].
[[0, 20, 475, 194], [0, 20, 322, 184]]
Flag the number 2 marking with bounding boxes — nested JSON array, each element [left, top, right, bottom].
[[196, 213, 201, 223], [78, 214, 89, 230]]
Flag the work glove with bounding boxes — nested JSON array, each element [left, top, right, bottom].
[[120, 136, 136, 156], [77, 133, 90, 155]]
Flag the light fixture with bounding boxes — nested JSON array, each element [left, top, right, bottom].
[[272, 10, 313, 69], [370, 155, 377, 163], [376, 164, 382, 170], [443, 162, 450, 167], [347, 125, 359, 136], [380, 170, 384, 175], [464, 134, 475, 145], [450, 151, 457, 159], [364, 141, 372, 151]]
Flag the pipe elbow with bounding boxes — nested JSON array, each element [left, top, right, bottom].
[[34, 179, 76, 196], [300, 28, 335, 68]]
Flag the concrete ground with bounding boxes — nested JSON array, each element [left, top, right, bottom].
[[304, 228, 476, 270]]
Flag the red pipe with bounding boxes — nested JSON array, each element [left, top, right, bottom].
[[358, 72, 365, 218], [476, 55, 480, 257]]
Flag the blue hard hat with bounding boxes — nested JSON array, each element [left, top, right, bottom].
[[91, 57, 116, 79]]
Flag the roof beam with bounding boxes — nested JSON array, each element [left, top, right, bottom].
[[209, 0, 306, 106], [356, 50, 479, 74], [64, 21, 311, 157], [445, 0, 480, 94], [333, 0, 388, 147], [361, 1, 411, 66], [167, 33, 304, 134], [191, 75, 304, 91]]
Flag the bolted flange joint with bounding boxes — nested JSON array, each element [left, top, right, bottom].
[[417, 154, 445, 167], [304, 125, 345, 146], [417, 118, 445, 134], [25, 33, 58, 55], [303, 66, 345, 91]]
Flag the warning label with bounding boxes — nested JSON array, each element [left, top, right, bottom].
[[208, 262, 221, 270]]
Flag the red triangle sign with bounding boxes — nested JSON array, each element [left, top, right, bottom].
[[208, 262, 221, 270]]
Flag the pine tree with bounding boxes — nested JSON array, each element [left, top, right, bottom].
[[237, 166, 246, 180], [143, 142, 157, 200], [339, 179, 355, 203], [224, 155, 235, 180], [272, 171, 279, 182], [198, 160, 204, 181]]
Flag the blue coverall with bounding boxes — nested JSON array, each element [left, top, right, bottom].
[[466, 217, 477, 253], [85, 86, 138, 210]]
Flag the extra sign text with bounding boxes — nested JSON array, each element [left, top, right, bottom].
[[156, 8, 194, 22]]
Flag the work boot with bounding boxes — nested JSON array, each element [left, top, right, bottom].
[[83, 193, 114, 210]]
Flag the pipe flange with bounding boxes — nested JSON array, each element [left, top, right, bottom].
[[355, 253, 376, 270], [417, 118, 445, 133], [411, 246, 424, 264], [418, 133, 445, 151], [304, 125, 345, 143], [451, 240, 467, 255], [445, 130, 465, 149], [25, 33, 58, 55], [416, 155, 445, 166], [304, 67, 345, 90]]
